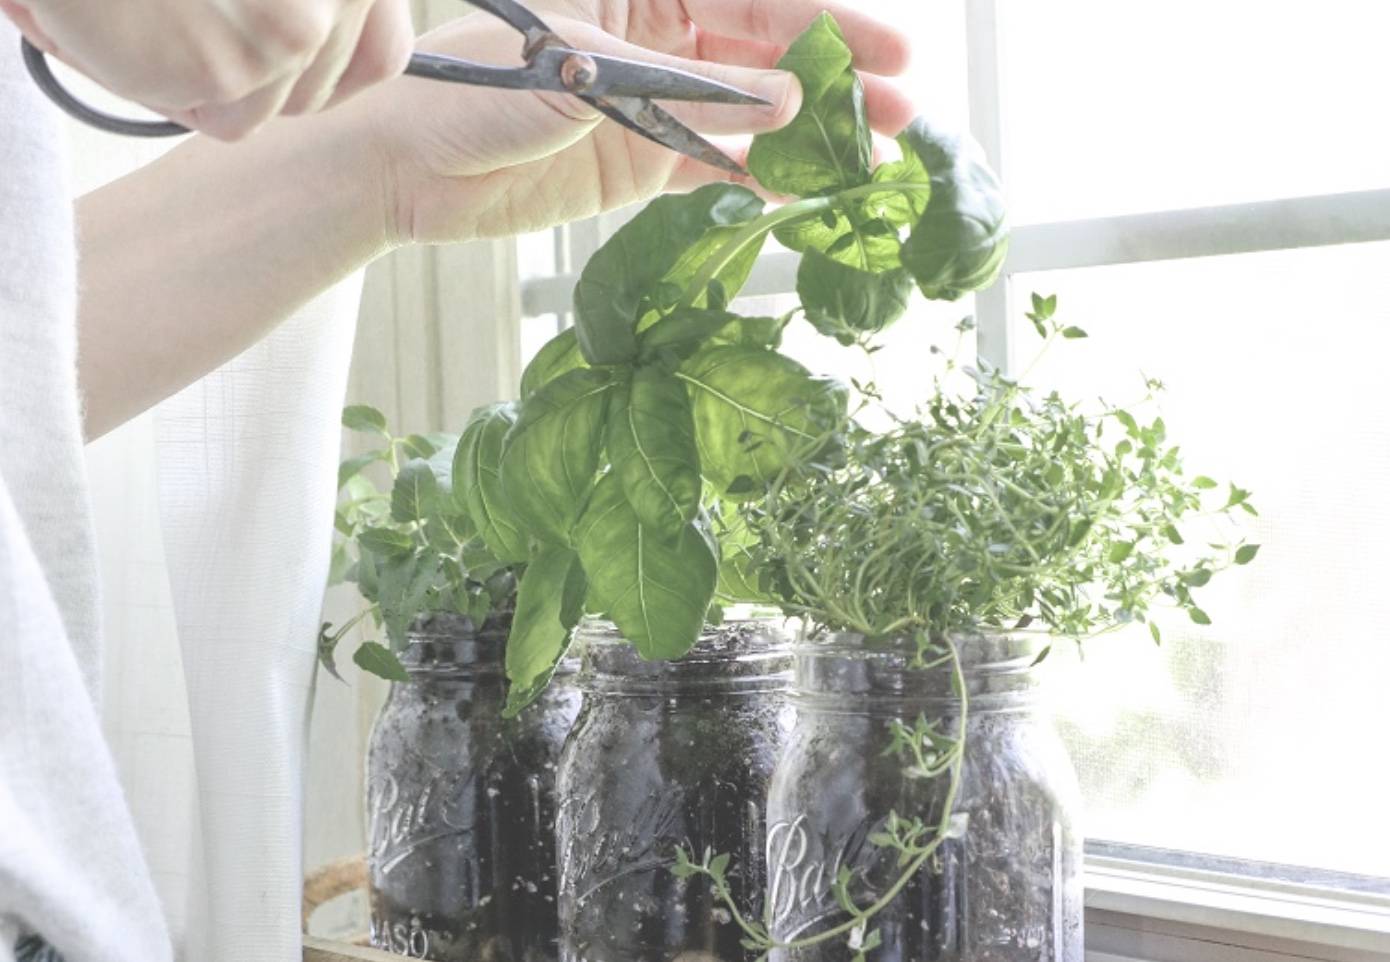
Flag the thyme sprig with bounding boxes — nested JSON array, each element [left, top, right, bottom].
[[674, 634, 970, 962]]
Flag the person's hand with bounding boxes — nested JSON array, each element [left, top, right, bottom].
[[0, 0, 414, 140], [350, 0, 916, 245]]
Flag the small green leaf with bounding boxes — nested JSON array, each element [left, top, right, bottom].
[[358, 526, 413, 557], [1180, 568, 1213, 587], [1107, 541, 1135, 563], [1061, 326, 1088, 339], [317, 622, 346, 683], [671, 847, 700, 879], [342, 404, 389, 436], [748, 13, 872, 196], [1192, 475, 1219, 489], [798, 250, 913, 341], [708, 852, 731, 881], [520, 327, 588, 400], [375, 552, 443, 647], [1150, 622, 1162, 645], [326, 542, 355, 588], [337, 450, 385, 489], [1189, 607, 1212, 626], [1235, 544, 1261, 565], [575, 474, 717, 660], [353, 641, 410, 682], [499, 368, 618, 544], [390, 458, 439, 524]]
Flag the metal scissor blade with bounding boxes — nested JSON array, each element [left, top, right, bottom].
[[583, 53, 770, 105], [588, 95, 746, 175]]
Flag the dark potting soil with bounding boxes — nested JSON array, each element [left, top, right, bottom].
[[366, 614, 581, 962]]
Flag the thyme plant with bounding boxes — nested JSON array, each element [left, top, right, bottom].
[[741, 298, 1259, 651], [677, 299, 1257, 959]]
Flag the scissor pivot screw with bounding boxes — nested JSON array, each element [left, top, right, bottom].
[[560, 53, 599, 94]]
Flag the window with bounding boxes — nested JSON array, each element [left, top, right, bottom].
[[514, 1, 1390, 957]]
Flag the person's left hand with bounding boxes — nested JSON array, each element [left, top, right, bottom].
[[343, 0, 916, 245]]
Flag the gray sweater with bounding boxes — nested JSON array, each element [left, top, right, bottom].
[[0, 20, 171, 962]]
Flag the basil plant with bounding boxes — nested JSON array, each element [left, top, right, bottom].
[[448, 13, 1009, 710]]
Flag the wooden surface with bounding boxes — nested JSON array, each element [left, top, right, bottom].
[[303, 936, 405, 961]]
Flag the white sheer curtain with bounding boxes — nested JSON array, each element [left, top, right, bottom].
[[69, 84, 369, 959]]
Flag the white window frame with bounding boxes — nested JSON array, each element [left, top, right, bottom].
[[502, 2, 1390, 958]]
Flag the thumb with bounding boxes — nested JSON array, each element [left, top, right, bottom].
[[561, 22, 803, 136]]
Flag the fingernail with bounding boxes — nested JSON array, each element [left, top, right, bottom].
[[754, 70, 802, 120]]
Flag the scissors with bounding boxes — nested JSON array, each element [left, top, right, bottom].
[[18, 0, 764, 174]]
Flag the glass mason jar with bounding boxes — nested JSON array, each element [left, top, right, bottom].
[[556, 619, 793, 962], [366, 613, 582, 962], [766, 634, 1082, 962]]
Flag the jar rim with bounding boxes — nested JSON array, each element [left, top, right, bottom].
[[791, 629, 1043, 664], [574, 617, 792, 694], [786, 630, 1044, 714]]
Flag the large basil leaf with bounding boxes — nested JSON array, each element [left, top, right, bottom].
[[897, 118, 1010, 300], [606, 367, 702, 535], [798, 249, 913, 343], [499, 368, 617, 544], [748, 13, 872, 196], [503, 544, 585, 717], [520, 327, 587, 400], [575, 473, 717, 660], [680, 345, 848, 499], [573, 184, 764, 365], [454, 403, 529, 563]]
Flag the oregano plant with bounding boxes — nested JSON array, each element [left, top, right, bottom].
[[321, 407, 516, 684]]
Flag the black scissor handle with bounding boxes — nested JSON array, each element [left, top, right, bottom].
[[21, 38, 190, 137]]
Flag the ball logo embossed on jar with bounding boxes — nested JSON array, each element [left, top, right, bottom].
[[365, 614, 582, 962], [767, 635, 1083, 960], [765, 814, 878, 930], [556, 788, 686, 901], [367, 769, 480, 877]]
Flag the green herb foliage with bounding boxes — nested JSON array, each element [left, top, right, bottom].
[[739, 299, 1257, 644], [467, 13, 1008, 708], [323, 407, 516, 681]]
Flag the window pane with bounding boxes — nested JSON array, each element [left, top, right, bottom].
[[1015, 242, 1390, 880], [864, 0, 969, 131], [733, 294, 977, 420], [1001, 0, 1390, 223], [520, 313, 565, 371]]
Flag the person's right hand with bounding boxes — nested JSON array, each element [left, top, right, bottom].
[[0, 0, 414, 140]]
